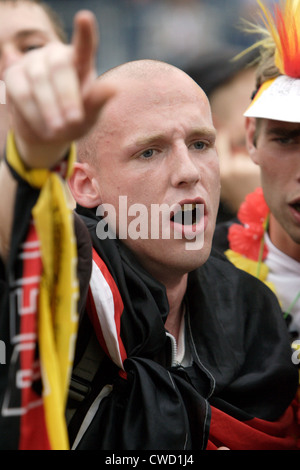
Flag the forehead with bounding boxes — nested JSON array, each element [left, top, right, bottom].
[[99, 74, 213, 135], [0, 2, 58, 42], [261, 119, 300, 133]]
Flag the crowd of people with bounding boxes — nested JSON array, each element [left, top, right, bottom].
[[0, 0, 299, 451]]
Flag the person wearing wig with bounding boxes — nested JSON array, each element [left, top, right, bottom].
[[214, 0, 300, 344]]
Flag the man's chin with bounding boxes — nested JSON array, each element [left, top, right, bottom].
[[168, 243, 212, 274]]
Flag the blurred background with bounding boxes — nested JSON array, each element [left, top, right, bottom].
[[44, 0, 276, 74]]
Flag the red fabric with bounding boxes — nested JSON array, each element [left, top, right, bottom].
[[86, 288, 110, 358], [92, 249, 125, 357], [18, 222, 51, 450], [207, 399, 300, 450], [87, 249, 126, 365]]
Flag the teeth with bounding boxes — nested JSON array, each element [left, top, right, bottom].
[[181, 203, 196, 211], [171, 202, 202, 225], [171, 203, 200, 225]]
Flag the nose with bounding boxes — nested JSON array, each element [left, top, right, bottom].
[[170, 145, 200, 187], [0, 46, 22, 79]]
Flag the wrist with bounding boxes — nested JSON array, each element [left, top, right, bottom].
[[6, 132, 76, 188], [14, 132, 70, 170]]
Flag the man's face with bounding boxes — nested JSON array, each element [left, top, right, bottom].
[[246, 117, 300, 244], [0, 1, 61, 79], [91, 73, 220, 281]]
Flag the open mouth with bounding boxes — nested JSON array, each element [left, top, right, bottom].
[[170, 203, 202, 226], [290, 202, 300, 213]]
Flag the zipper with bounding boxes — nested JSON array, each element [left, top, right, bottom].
[[166, 332, 178, 367]]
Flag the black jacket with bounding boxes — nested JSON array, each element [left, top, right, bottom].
[[66, 207, 299, 450]]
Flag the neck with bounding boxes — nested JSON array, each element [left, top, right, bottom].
[[269, 213, 300, 262], [164, 274, 188, 342]]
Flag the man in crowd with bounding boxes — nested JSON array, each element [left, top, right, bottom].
[[0, 0, 298, 450], [0, 0, 67, 160], [0, 1, 113, 450], [213, 0, 300, 343]]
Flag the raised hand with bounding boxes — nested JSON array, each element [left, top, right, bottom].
[[3, 10, 114, 168]]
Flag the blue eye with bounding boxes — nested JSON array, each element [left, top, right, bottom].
[[141, 149, 154, 159], [193, 141, 205, 150]]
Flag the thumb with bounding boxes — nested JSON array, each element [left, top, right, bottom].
[[72, 10, 99, 83], [83, 79, 116, 127]]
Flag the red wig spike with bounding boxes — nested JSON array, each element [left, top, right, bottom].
[[257, 0, 300, 78]]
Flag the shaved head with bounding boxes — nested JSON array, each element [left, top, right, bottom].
[[77, 59, 208, 165], [99, 59, 186, 82]]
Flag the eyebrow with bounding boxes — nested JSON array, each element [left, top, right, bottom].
[[266, 127, 300, 139], [15, 29, 52, 40], [133, 127, 216, 148], [133, 134, 166, 148], [190, 127, 216, 141]]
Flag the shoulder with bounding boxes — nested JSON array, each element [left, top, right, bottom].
[[201, 251, 282, 310], [190, 252, 290, 355]]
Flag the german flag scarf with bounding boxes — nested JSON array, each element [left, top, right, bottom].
[[0, 133, 79, 449]]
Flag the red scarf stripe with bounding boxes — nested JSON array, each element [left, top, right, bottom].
[[88, 249, 126, 368], [86, 287, 110, 358], [19, 221, 51, 450]]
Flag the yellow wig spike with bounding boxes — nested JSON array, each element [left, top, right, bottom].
[[257, 0, 300, 77]]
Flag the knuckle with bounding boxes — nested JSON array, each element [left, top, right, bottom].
[[16, 87, 32, 103], [26, 63, 46, 83], [3, 63, 21, 87], [47, 45, 72, 71], [4, 71, 31, 102]]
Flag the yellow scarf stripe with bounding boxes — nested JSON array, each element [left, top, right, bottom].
[[225, 249, 277, 296], [7, 132, 79, 450]]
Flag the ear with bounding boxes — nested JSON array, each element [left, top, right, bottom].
[[68, 161, 102, 208], [245, 117, 259, 165]]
